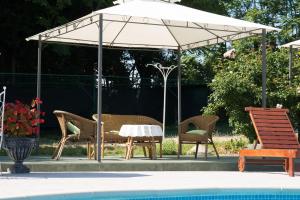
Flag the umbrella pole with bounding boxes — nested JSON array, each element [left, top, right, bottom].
[[36, 35, 42, 149], [97, 14, 103, 162], [177, 47, 181, 135], [163, 76, 167, 138], [262, 29, 267, 108], [289, 45, 293, 86]]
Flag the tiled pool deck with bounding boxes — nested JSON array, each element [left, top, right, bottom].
[[0, 171, 300, 199], [0, 156, 300, 199]]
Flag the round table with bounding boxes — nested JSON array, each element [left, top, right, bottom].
[[119, 124, 163, 159]]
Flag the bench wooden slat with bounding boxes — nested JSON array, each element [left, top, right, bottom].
[[256, 123, 291, 128], [254, 119, 291, 124], [260, 135, 297, 140], [262, 139, 298, 145], [252, 111, 288, 116], [263, 144, 299, 149], [252, 115, 288, 120], [257, 127, 294, 132]]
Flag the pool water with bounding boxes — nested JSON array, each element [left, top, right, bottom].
[[11, 189, 300, 200]]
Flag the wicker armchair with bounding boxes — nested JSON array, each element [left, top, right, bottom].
[[52, 110, 97, 160], [178, 115, 219, 159], [92, 114, 163, 158]]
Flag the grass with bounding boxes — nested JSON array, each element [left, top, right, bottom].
[[0, 135, 250, 157], [213, 135, 249, 155], [0, 123, 249, 157]]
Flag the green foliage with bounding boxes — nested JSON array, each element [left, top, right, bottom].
[[204, 47, 300, 139], [162, 139, 177, 155], [181, 53, 214, 84], [215, 137, 249, 154], [180, 0, 227, 15]]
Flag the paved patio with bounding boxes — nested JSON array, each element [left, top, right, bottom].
[[0, 155, 238, 172], [1, 155, 296, 172]]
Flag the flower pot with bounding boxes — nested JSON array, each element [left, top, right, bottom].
[[3, 136, 36, 173]]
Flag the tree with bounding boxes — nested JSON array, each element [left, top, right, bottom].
[[203, 47, 300, 140], [0, 0, 114, 74]]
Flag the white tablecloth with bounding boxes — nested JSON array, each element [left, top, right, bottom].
[[119, 124, 163, 137]]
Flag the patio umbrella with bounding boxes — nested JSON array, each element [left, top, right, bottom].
[[281, 39, 300, 86], [26, 0, 279, 161]]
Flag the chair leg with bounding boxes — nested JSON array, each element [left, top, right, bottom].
[[125, 145, 128, 159], [54, 138, 67, 160], [204, 142, 208, 160], [195, 143, 199, 159], [52, 139, 63, 159], [131, 148, 134, 158], [93, 142, 97, 160], [160, 142, 162, 158], [101, 142, 105, 159], [211, 139, 219, 159], [87, 142, 95, 160], [177, 142, 181, 159], [143, 146, 147, 157], [179, 143, 183, 155], [87, 142, 91, 159]]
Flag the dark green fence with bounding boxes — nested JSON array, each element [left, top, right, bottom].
[[0, 73, 209, 136]]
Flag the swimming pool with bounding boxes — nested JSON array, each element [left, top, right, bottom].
[[11, 189, 300, 200]]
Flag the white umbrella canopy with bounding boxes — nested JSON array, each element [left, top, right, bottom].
[[26, 0, 279, 161], [281, 39, 300, 86], [26, 0, 279, 50], [281, 39, 300, 48]]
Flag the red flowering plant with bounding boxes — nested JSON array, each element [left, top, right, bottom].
[[3, 98, 45, 137]]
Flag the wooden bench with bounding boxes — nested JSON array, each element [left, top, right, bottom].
[[238, 107, 300, 177]]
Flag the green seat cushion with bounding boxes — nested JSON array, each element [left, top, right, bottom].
[[67, 121, 80, 135], [186, 129, 207, 135], [110, 130, 120, 134]]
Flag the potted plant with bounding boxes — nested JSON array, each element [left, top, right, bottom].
[[3, 98, 45, 173]]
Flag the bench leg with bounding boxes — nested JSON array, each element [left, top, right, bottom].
[[284, 158, 289, 172], [238, 156, 246, 172], [288, 157, 295, 177]]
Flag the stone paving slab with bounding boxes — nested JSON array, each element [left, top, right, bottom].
[[0, 156, 239, 172]]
